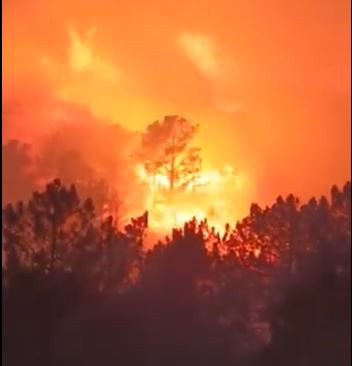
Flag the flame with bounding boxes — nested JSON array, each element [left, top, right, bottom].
[[253, 248, 261, 258], [135, 163, 249, 234]]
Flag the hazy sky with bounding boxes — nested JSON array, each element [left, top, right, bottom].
[[3, 0, 351, 204]]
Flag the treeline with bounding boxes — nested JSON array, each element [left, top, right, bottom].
[[2, 179, 351, 366], [2, 115, 201, 213]]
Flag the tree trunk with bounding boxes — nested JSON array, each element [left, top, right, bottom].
[[170, 155, 175, 191], [50, 215, 57, 274], [170, 130, 176, 192]]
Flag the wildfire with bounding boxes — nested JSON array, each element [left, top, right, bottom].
[[135, 163, 249, 234]]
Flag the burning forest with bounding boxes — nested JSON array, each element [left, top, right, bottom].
[[2, 0, 351, 365]]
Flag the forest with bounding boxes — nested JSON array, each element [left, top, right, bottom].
[[2, 167, 350, 365], [3, 0, 350, 362], [4, 0, 351, 362]]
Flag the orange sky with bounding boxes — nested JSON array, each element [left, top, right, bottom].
[[2, 0, 351, 205]]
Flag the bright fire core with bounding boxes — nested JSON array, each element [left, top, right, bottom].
[[136, 163, 250, 234]]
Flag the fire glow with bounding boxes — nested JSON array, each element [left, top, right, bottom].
[[135, 163, 249, 233]]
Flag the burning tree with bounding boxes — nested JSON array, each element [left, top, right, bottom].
[[139, 115, 201, 192]]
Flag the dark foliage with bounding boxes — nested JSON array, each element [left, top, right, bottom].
[[2, 180, 351, 366]]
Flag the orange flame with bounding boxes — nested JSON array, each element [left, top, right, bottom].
[[135, 163, 249, 234]]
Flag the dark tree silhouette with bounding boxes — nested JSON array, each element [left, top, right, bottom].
[[36, 146, 120, 217], [2, 180, 351, 366], [139, 115, 200, 192]]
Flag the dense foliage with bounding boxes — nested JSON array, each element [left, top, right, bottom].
[[2, 180, 351, 366]]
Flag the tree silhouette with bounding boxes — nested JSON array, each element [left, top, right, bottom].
[[139, 115, 200, 192], [36, 146, 121, 217], [2, 180, 351, 366], [3, 179, 88, 276], [261, 238, 351, 366]]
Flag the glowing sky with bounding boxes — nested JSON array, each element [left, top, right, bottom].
[[3, 0, 351, 204]]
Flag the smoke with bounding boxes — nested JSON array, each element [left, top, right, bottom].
[[2, 84, 148, 219], [3, 0, 350, 216]]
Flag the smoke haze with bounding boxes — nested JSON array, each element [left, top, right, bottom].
[[3, 0, 350, 209]]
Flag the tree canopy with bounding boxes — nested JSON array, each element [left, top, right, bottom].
[[2, 179, 350, 366], [139, 115, 201, 192]]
